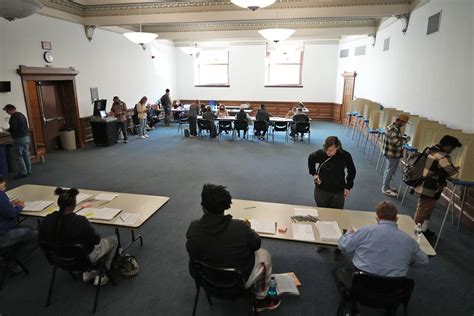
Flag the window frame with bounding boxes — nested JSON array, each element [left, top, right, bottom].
[[264, 46, 304, 88], [194, 49, 230, 87]]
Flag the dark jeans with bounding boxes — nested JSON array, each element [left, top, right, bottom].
[[290, 124, 304, 138], [314, 187, 345, 209], [12, 136, 31, 175], [188, 116, 197, 136], [236, 128, 248, 138], [116, 121, 128, 140], [255, 130, 267, 137], [164, 107, 171, 126], [0, 226, 38, 262], [210, 122, 217, 138]]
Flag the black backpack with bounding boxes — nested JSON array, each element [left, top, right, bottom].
[[402, 147, 429, 187]]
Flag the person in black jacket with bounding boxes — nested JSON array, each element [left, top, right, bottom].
[[38, 188, 118, 286], [255, 104, 272, 140], [186, 184, 281, 312], [307, 136, 356, 209], [3, 104, 31, 179], [290, 108, 310, 141]]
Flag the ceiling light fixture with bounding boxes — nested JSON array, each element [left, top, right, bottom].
[[231, 0, 275, 11], [123, 7, 157, 45], [179, 43, 202, 56], [258, 9, 294, 43], [0, 0, 44, 21]]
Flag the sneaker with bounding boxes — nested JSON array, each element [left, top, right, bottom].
[[83, 271, 96, 282], [124, 140, 128, 143], [382, 189, 397, 197], [144, 134, 149, 138], [189, 135, 196, 138], [389, 187, 399, 194], [255, 297, 281, 312], [139, 136, 146, 139], [93, 274, 108, 286]]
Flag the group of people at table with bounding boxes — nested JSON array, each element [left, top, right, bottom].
[[109, 90, 312, 142]]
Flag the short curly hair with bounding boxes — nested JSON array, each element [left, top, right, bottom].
[[201, 184, 232, 214]]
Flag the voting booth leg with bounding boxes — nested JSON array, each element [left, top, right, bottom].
[[456, 186, 467, 231], [435, 188, 456, 250], [46, 265, 58, 307]]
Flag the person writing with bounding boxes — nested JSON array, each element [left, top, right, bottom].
[[202, 105, 218, 138], [308, 136, 356, 209], [186, 184, 281, 312], [216, 104, 229, 118], [38, 188, 118, 286], [234, 105, 251, 139]]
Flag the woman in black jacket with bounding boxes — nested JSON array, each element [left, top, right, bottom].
[[307, 136, 356, 209]]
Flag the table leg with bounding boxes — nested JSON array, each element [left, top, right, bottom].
[[115, 228, 122, 249], [456, 186, 467, 232]]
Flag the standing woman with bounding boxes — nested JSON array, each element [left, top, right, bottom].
[[38, 188, 118, 285], [307, 136, 356, 209], [136, 96, 148, 139]]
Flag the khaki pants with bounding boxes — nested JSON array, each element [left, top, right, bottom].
[[414, 195, 438, 225], [88, 236, 118, 270], [244, 249, 273, 299]]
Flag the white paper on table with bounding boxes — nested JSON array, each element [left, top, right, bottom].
[[291, 223, 315, 241], [76, 194, 92, 203], [117, 213, 140, 225], [77, 207, 121, 221], [23, 201, 55, 212], [272, 273, 300, 296], [315, 221, 342, 241], [249, 219, 276, 235], [94, 193, 118, 201], [294, 208, 319, 217]]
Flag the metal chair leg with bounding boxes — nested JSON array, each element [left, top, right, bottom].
[[93, 274, 101, 313], [46, 265, 58, 307], [192, 286, 200, 316], [0, 258, 8, 290], [400, 186, 410, 205], [205, 291, 213, 306]]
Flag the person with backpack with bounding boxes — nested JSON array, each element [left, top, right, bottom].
[[381, 114, 410, 197], [160, 89, 172, 126], [414, 135, 462, 238]]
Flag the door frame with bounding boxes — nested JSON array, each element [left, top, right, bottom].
[[17, 65, 84, 150], [340, 71, 357, 122]]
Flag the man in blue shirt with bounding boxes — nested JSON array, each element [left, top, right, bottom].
[[333, 201, 428, 293], [0, 176, 37, 272]]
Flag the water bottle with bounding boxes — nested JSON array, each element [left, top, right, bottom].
[[267, 276, 278, 298], [414, 223, 422, 243]]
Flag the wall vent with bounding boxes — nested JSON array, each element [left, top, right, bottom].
[[383, 38, 390, 51], [427, 11, 442, 35], [339, 49, 349, 58]]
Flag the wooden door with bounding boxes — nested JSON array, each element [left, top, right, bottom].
[[341, 71, 357, 121], [37, 82, 65, 151]]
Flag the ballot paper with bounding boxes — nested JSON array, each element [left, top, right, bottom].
[[315, 221, 342, 241], [76, 194, 92, 204], [291, 223, 315, 241], [116, 213, 140, 225], [94, 193, 118, 201], [294, 208, 319, 217], [249, 219, 277, 235], [77, 208, 121, 221], [23, 201, 55, 212], [272, 273, 300, 296]]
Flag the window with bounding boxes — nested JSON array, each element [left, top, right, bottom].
[[354, 46, 366, 56], [194, 50, 229, 86], [265, 43, 304, 87]]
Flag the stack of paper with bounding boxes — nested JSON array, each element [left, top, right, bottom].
[[294, 208, 319, 217], [291, 224, 315, 241], [94, 193, 118, 201], [272, 273, 300, 296], [315, 221, 342, 241], [77, 208, 121, 221], [76, 194, 92, 203], [249, 219, 277, 235], [117, 213, 140, 225], [23, 201, 55, 212]]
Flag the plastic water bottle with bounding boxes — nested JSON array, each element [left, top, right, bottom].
[[414, 223, 422, 243], [267, 276, 278, 298]]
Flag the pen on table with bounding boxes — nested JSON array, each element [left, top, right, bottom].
[[244, 206, 256, 209], [99, 201, 111, 206]]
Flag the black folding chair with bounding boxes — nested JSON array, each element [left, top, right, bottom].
[[190, 260, 257, 316], [40, 242, 116, 314], [197, 119, 212, 138], [0, 246, 29, 290], [233, 120, 249, 139], [177, 116, 189, 134], [292, 122, 311, 143], [272, 121, 289, 143], [253, 121, 269, 141], [218, 120, 233, 139], [338, 271, 415, 316]]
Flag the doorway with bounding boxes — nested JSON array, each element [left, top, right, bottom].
[[18, 66, 83, 155], [340, 71, 357, 122]]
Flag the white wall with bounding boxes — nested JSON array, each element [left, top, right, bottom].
[[335, 0, 474, 132], [175, 43, 339, 103], [0, 14, 176, 127]]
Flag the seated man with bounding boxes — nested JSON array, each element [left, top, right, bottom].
[[333, 201, 428, 294], [38, 188, 118, 286], [0, 175, 37, 273], [186, 184, 281, 312], [202, 105, 218, 138], [290, 108, 309, 140], [146, 104, 159, 129]]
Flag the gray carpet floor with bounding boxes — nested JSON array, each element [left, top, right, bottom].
[[1, 121, 473, 316]]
